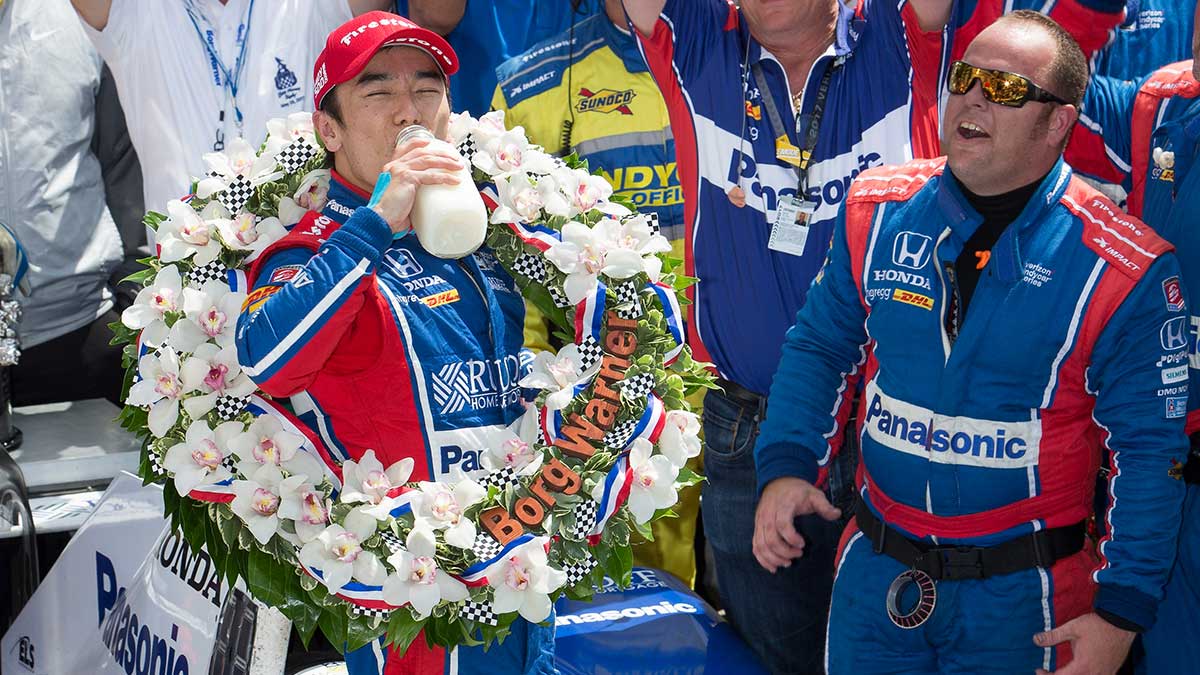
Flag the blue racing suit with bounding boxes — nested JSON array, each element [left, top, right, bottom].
[[755, 157, 1188, 672], [1067, 61, 1200, 675], [235, 172, 553, 674]]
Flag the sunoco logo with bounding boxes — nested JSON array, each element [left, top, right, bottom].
[[576, 87, 635, 115]]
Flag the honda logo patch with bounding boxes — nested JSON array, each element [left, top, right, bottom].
[[892, 231, 932, 270], [1161, 316, 1188, 351]]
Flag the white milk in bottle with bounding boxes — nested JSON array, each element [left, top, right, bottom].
[[395, 125, 487, 259]]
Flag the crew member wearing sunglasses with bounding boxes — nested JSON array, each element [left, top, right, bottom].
[[753, 11, 1187, 674]]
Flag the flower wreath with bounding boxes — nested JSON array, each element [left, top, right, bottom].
[[110, 110, 711, 653]]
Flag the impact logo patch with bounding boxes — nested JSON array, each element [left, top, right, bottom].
[[577, 87, 636, 115]]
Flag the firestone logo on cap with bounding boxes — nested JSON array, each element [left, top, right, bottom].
[[339, 17, 411, 46], [314, 64, 328, 95]]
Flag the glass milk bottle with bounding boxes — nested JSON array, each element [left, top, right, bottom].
[[391, 125, 487, 259]]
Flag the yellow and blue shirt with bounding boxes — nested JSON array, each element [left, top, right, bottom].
[[491, 14, 685, 247]]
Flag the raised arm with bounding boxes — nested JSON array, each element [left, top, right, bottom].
[[407, 0, 467, 35], [908, 0, 953, 31], [70, 0, 112, 30], [622, 0, 669, 37]]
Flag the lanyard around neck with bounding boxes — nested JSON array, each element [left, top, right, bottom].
[[184, 0, 256, 129], [753, 54, 843, 193]]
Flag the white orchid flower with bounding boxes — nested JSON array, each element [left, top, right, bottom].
[[161, 419, 242, 496], [657, 410, 702, 468], [519, 344, 594, 410], [620, 439, 679, 524], [126, 347, 186, 437], [230, 463, 299, 545], [277, 480, 330, 543], [196, 137, 283, 199], [228, 415, 326, 484], [340, 450, 415, 506], [264, 112, 318, 158], [594, 215, 672, 282], [533, 172, 572, 218], [121, 265, 185, 347], [277, 169, 332, 228], [179, 343, 257, 419], [156, 200, 225, 266], [414, 476, 487, 549], [558, 169, 616, 217], [482, 408, 543, 473], [381, 522, 469, 618], [216, 211, 288, 259], [487, 539, 566, 623], [544, 221, 608, 305], [471, 110, 509, 144], [448, 111, 475, 146], [298, 508, 388, 592], [168, 280, 246, 352], [489, 173, 542, 225]]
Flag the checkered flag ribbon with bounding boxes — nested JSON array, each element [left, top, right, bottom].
[[548, 285, 572, 308], [276, 138, 318, 173], [214, 394, 250, 421], [379, 531, 405, 556], [536, 424, 546, 445], [571, 500, 598, 540], [576, 335, 603, 371], [460, 598, 499, 626], [603, 419, 639, 450], [613, 281, 643, 319], [511, 253, 547, 283], [455, 136, 479, 165], [472, 531, 504, 562], [482, 466, 520, 492], [563, 555, 598, 586], [146, 448, 167, 479], [621, 372, 656, 401], [350, 605, 391, 620], [187, 260, 229, 288], [211, 173, 256, 214], [643, 211, 661, 236]]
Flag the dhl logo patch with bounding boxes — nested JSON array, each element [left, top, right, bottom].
[[241, 285, 280, 313], [422, 289, 460, 309], [577, 87, 635, 115], [892, 289, 934, 310]]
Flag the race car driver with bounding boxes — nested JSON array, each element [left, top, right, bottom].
[[1064, 58, 1200, 675], [235, 12, 552, 675], [751, 11, 1188, 674]]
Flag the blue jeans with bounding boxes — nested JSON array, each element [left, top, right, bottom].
[[701, 387, 856, 674]]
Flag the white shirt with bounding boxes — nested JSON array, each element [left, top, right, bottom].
[[0, 0, 122, 347], [81, 0, 353, 213]]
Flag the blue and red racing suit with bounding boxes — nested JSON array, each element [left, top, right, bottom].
[[755, 157, 1188, 672], [1066, 61, 1200, 674], [235, 172, 552, 674]]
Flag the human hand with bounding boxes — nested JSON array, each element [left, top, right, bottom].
[[1033, 612, 1136, 674], [752, 477, 842, 573], [370, 136, 464, 234]]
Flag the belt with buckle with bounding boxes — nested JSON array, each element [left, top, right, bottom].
[[714, 377, 766, 412], [856, 497, 1086, 581]]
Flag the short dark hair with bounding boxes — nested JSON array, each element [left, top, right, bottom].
[[999, 10, 1088, 107], [320, 86, 345, 126]]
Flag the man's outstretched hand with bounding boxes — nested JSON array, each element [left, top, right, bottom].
[[1033, 612, 1136, 674], [753, 477, 842, 573]]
